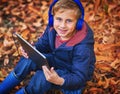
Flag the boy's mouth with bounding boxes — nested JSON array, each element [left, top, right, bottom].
[[58, 29, 67, 34]]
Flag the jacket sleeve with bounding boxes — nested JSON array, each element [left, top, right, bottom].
[[34, 26, 51, 53], [34, 26, 55, 67], [61, 45, 96, 90]]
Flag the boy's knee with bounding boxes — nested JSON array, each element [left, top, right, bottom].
[[14, 57, 37, 79]]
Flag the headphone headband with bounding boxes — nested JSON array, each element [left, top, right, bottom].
[[49, 0, 58, 18], [73, 0, 84, 21], [48, 0, 84, 30]]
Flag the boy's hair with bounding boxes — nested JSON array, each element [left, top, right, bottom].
[[52, 0, 81, 19]]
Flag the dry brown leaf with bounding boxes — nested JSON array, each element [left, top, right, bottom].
[[93, 0, 101, 14], [3, 55, 9, 66], [95, 41, 120, 51], [28, 6, 41, 16], [97, 76, 110, 89], [3, 39, 14, 48], [89, 87, 103, 93], [1, 0, 7, 3], [95, 63, 114, 72], [21, 29, 30, 40], [42, 8, 49, 25], [103, 76, 110, 89], [111, 58, 120, 68], [0, 77, 4, 81], [96, 55, 115, 62]]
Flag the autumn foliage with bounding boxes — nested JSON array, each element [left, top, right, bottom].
[[0, 0, 120, 94]]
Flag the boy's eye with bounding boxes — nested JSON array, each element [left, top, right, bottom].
[[66, 19, 72, 23], [56, 17, 62, 21]]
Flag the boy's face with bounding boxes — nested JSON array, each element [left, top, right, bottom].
[[53, 9, 78, 40]]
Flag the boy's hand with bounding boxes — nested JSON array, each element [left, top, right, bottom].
[[42, 66, 64, 86], [20, 47, 29, 58]]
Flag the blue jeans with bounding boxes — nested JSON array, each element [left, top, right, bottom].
[[14, 57, 82, 94]]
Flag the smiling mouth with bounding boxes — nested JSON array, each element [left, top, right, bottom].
[[58, 29, 67, 34], [59, 30, 67, 34]]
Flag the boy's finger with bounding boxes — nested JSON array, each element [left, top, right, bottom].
[[50, 67, 55, 73], [43, 66, 51, 75]]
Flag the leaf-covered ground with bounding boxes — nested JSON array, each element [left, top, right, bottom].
[[0, 0, 120, 94]]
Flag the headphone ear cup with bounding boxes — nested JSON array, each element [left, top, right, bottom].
[[49, 15, 54, 27], [76, 18, 84, 30]]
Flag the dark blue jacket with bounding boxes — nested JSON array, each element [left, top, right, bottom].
[[34, 22, 96, 90]]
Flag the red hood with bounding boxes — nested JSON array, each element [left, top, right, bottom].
[[66, 22, 87, 46]]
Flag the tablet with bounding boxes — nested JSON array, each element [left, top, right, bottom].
[[14, 33, 50, 69]]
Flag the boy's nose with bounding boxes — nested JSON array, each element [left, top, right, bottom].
[[60, 21, 66, 28]]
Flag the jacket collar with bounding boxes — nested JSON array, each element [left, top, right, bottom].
[[66, 22, 87, 46]]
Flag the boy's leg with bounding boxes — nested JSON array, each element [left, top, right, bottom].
[[16, 70, 52, 94], [15, 88, 26, 94], [0, 71, 21, 94], [16, 69, 81, 94], [0, 56, 38, 94], [14, 56, 38, 79]]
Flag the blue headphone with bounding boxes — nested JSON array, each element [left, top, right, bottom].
[[48, 0, 84, 30]]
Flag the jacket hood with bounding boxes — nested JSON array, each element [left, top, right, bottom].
[[66, 22, 94, 46]]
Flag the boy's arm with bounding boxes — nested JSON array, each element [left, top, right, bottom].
[[61, 46, 96, 90], [34, 26, 55, 67]]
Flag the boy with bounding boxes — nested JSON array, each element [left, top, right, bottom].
[[0, 0, 96, 94]]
